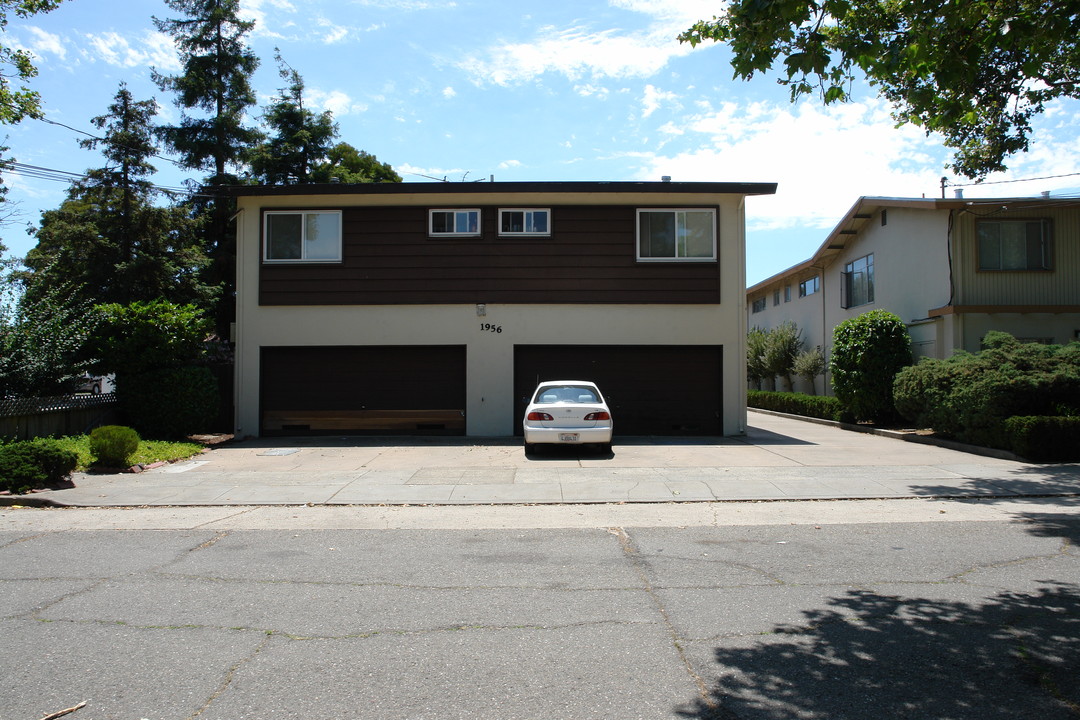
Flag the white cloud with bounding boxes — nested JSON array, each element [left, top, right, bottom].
[[498, 159, 522, 169], [84, 31, 181, 70], [352, 0, 458, 8], [23, 27, 66, 61], [396, 163, 470, 181], [641, 84, 678, 118], [634, 98, 947, 232], [442, 86, 456, 98], [308, 89, 368, 116], [458, 23, 695, 86], [456, 0, 719, 86], [574, 83, 610, 99], [322, 26, 350, 43]]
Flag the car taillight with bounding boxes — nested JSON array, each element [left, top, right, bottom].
[[527, 411, 554, 421], [584, 411, 610, 421]]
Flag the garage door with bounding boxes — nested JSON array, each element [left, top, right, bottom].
[[261, 346, 466, 435], [514, 345, 722, 436]]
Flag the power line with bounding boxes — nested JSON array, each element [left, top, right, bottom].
[[947, 170, 1080, 188], [1, 161, 203, 198]]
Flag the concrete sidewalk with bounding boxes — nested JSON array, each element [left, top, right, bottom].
[[16, 411, 1080, 507]]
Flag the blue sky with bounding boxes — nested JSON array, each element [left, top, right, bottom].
[[4, 0, 1080, 285]]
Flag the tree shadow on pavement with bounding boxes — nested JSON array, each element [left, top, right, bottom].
[[675, 583, 1080, 720]]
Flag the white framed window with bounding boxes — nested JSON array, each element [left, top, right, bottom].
[[841, 253, 875, 308], [263, 210, 342, 262], [499, 208, 550, 236], [430, 209, 481, 237], [799, 276, 820, 297], [637, 208, 717, 261], [977, 219, 1052, 271], [751, 297, 766, 313]]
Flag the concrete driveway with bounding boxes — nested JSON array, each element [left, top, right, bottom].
[[20, 410, 1080, 507]]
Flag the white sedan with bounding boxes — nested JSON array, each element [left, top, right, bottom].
[[522, 380, 613, 453]]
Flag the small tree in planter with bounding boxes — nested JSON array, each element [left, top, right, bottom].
[[746, 327, 769, 390], [794, 347, 826, 395], [763, 321, 803, 391]]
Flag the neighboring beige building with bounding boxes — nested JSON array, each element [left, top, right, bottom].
[[229, 180, 776, 439], [747, 196, 1080, 395]]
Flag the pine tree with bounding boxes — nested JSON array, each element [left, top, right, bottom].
[[152, 0, 261, 332], [247, 51, 338, 185], [21, 84, 215, 309]]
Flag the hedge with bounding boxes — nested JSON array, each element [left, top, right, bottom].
[[748, 390, 848, 422], [1003, 416, 1080, 462]]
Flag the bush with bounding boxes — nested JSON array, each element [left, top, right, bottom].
[[830, 310, 913, 423], [119, 366, 218, 439], [89, 425, 141, 467], [894, 335, 1080, 449], [1004, 416, 1080, 462], [748, 390, 848, 422], [0, 439, 78, 494]]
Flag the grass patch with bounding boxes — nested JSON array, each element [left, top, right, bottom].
[[49, 436, 204, 470]]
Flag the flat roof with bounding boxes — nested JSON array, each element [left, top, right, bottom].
[[223, 180, 778, 197]]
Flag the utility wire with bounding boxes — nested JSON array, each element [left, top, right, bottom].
[[948, 170, 1080, 188], [1, 161, 206, 198]]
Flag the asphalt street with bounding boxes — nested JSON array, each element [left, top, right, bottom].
[[3, 498, 1079, 720]]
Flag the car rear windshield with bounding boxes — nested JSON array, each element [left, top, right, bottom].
[[534, 386, 600, 404]]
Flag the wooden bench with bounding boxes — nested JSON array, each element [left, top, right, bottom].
[[262, 409, 465, 433]]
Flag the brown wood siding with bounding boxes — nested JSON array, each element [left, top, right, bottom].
[[259, 206, 723, 305], [513, 345, 723, 436], [260, 345, 466, 435]]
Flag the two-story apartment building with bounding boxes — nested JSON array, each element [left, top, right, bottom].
[[229, 180, 776, 438], [747, 195, 1080, 394]]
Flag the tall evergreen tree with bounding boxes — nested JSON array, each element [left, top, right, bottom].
[[247, 52, 402, 186], [152, 0, 261, 332], [21, 84, 215, 310], [151, 0, 260, 185], [247, 51, 337, 185]]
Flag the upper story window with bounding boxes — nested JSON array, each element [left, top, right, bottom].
[[263, 210, 342, 263], [637, 208, 716, 261], [430, 209, 480, 237], [751, 297, 767, 313], [499, 208, 550, 236], [977, 218, 1052, 271], [842, 253, 875, 308], [798, 275, 820, 297], [784, 285, 791, 302]]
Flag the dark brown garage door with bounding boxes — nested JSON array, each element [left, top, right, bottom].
[[261, 346, 466, 435], [514, 345, 722, 436]]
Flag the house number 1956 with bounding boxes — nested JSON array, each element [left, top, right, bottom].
[[480, 323, 503, 333]]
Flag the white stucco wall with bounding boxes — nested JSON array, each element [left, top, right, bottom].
[[233, 190, 752, 438]]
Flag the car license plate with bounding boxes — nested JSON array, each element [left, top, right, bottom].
[[559, 433, 579, 442]]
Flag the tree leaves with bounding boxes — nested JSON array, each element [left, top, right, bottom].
[[681, 0, 1080, 178]]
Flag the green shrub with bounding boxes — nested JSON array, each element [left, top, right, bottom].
[[748, 390, 847, 422], [89, 425, 141, 467], [0, 439, 78, 494], [1004, 416, 1080, 462], [119, 366, 218, 439], [830, 310, 913, 423], [894, 335, 1080, 448]]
